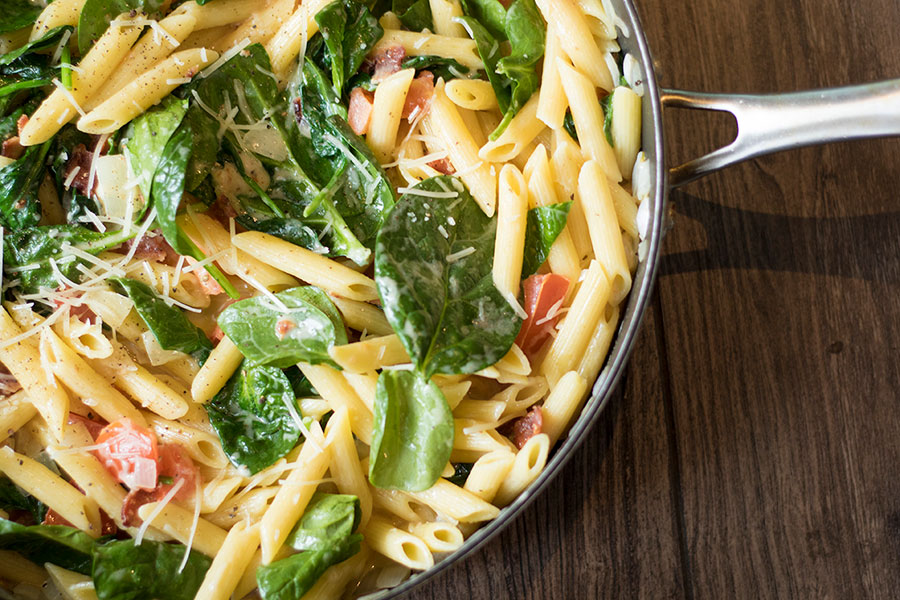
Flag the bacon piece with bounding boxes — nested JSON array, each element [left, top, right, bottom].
[[118, 231, 179, 264], [16, 114, 28, 135], [507, 406, 543, 450], [51, 288, 99, 323], [428, 158, 455, 175], [373, 45, 406, 82], [292, 97, 303, 123], [402, 71, 435, 120], [42, 508, 74, 528], [121, 488, 157, 527], [2, 136, 24, 160], [184, 256, 225, 296], [68, 412, 107, 440], [515, 273, 571, 361], [348, 87, 375, 136], [66, 144, 97, 197]]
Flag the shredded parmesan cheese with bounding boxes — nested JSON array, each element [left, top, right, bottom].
[[446, 247, 475, 263]]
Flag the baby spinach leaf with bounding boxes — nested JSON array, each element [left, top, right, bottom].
[[0, 0, 42, 35], [460, 0, 508, 40], [125, 96, 189, 204], [563, 109, 579, 143], [92, 539, 212, 600], [521, 202, 572, 277], [77, 0, 166, 54], [0, 140, 51, 231], [111, 277, 213, 362], [286, 493, 361, 552], [492, 0, 544, 138], [374, 176, 521, 376], [458, 16, 509, 112], [0, 518, 95, 575], [206, 363, 308, 474], [3, 225, 134, 294], [446, 462, 473, 487], [0, 476, 46, 524], [369, 369, 454, 491], [315, 0, 384, 96], [256, 535, 362, 600], [0, 26, 72, 68], [401, 55, 474, 80], [218, 286, 346, 369], [392, 0, 433, 31]]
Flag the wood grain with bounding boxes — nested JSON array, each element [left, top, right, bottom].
[[407, 0, 900, 598]]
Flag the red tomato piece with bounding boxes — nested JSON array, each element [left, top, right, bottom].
[[515, 273, 571, 361], [93, 419, 159, 491], [156, 444, 198, 502]]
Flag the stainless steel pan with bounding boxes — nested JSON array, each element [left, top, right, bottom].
[[380, 0, 900, 596]]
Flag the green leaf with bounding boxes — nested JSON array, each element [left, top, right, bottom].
[[0, 140, 51, 230], [457, 16, 509, 113], [286, 493, 361, 552], [91, 539, 212, 600], [491, 0, 545, 139], [392, 0, 433, 31], [401, 55, 474, 80], [314, 0, 384, 96], [218, 286, 346, 369], [0, 476, 46, 524], [206, 362, 309, 474], [0, 518, 94, 575], [446, 462, 473, 487], [77, 0, 166, 54], [563, 109, 579, 143], [0, 26, 73, 68], [3, 225, 134, 295], [256, 535, 362, 600], [601, 94, 614, 147], [125, 95, 189, 205], [151, 118, 194, 255], [111, 277, 212, 361], [374, 176, 521, 376], [460, 0, 508, 40], [369, 369, 454, 491], [521, 202, 572, 277], [0, 0, 42, 35]]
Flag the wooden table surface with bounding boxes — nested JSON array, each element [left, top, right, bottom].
[[408, 0, 900, 598]]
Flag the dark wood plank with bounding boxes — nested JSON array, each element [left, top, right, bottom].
[[643, 0, 900, 598], [406, 299, 685, 599]]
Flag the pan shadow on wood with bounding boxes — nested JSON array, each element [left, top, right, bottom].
[[658, 189, 900, 284]]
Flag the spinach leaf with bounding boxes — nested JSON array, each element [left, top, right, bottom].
[[521, 202, 572, 277], [401, 55, 474, 80], [181, 106, 219, 193], [0, 26, 72, 68], [218, 286, 346, 369], [369, 369, 454, 491], [0, 476, 46, 523], [111, 277, 213, 362], [0, 518, 94, 575], [491, 0, 544, 138], [563, 109, 579, 143], [78, 0, 166, 54], [206, 363, 308, 473], [92, 539, 212, 600], [314, 0, 384, 96], [374, 176, 521, 376], [0, 141, 51, 231], [601, 94, 614, 146], [0, 0, 42, 35], [125, 96, 189, 204], [392, 0, 433, 31], [286, 493, 361, 552], [458, 16, 508, 111], [446, 462, 473, 487], [3, 225, 133, 294], [256, 535, 362, 600], [460, 0, 508, 40]]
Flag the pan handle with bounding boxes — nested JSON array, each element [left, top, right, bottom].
[[661, 79, 900, 188]]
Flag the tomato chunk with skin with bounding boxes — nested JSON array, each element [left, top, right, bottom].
[[93, 419, 159, 491], [515, 273, 570, 361]]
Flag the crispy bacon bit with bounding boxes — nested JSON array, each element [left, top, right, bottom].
[[16, 114, 28, 136], [42, 508, 74, 528], [66, 144, 97, 197], [118, 232, 179, 264], [0, 363, 21, 396], [185, 256, 225, 296], [348, 87, 375, 136], [52, 288, 98, 323], [292, 97, 303, 123], [121, 488, 157, 527], [402, 71, 435, 120], [2, 136, 24, 160], [373, 45, 407, 82], [205, 195, 240, 229], [507, 406, 543, 450], [428, 158, 455, 175], [275, 317, 296, 340]]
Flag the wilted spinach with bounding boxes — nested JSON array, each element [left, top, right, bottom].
[[0, 476, 46, 524], [521, 202, 572, 277], [0, 518, 95, 575], [369, 369, 454, 491], [257, 493, 363, 600], [0, 0, 42, 35], [314, 0, 384, 96], [125, 95, 188, 204], [92, 539, 212, 600], [0, 141, 51, 230], [3, 225, 133, 294], [391, 0, 434, 31], [206, 362, 309, 474], [217, 286, 346, 369], [111, 277, 212, 363], [375, 176, 520, 377], [401, 55, 474, 80]]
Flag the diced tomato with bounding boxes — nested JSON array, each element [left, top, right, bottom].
[[93, 419, 159, 491], [514, 273, 571, 361], [184, 256, 225, 296], [348, 87, 375, 136], [156, 444, 198, 502]]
